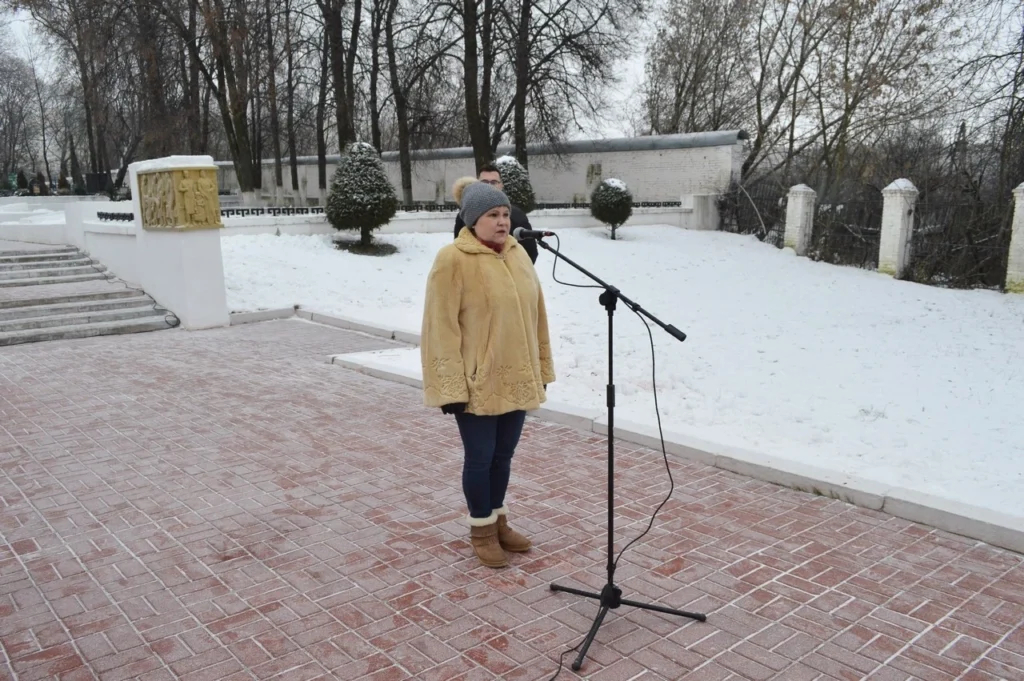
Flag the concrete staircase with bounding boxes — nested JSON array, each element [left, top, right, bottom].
[[0, 245, 178, 346]]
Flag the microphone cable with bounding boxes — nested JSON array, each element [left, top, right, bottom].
[[545, 233, 678, 680]]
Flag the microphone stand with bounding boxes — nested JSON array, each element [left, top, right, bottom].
[[535, 236, 706, 672]]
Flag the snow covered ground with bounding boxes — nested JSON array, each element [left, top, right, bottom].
[[222, 226, 1024, 516]]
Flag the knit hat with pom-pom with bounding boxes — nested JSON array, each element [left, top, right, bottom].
[[460, 181, 511, 228]]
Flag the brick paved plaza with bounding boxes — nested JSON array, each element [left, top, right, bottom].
[[1, 320, 1022, 680]]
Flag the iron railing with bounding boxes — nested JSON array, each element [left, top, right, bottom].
[[718, 181, 786, 248], [808, 194, 883, 270], [96, 212, 135, 222], [97, 201, 685, 223], [906, 196, 1011, 289]]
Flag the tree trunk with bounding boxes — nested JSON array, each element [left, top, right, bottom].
[[201, 84, 212, 153], [265, 0, 283, 203], [322, 1, 358, 149], [462, 0, 491, 171], [88, 58, 111, 178], [316, 29, 329, 198], [136, 0, 173, 158], [385, 0, 413, 204], [345, 0, 363, 136], [77, 61, 98, 175], [69, 134, 84, 189], [212, 44, 257, 198], [32, 67, 52, 184], [187, 0, 202, 153], [251, 89, 263, 191], [114, 134, 140, 188], [512, 0, 531, 168], [369, 2, 384, 153], [285, 0, 299, 194], [481, 0, 494, 152]]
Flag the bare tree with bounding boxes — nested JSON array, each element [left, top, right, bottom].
[[12, 0, 121, 178], [505, 0, 644, 165], [0, 53, 35, 178], [29, 65, 52, 183], [155, 0, 261, 200], [263, 0, 284, 202], [316, 0, 362, 149], [640, 0, 752, 135], [461, 0, 494, 170], [385, 0, 457, 202], [315, 28, 331, 201], [283, 0, 300, 194]]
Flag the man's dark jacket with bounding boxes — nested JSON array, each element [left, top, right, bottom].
[[454, 205, 539, 264]]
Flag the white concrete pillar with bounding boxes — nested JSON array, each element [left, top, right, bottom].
[[879, 179, 918, 278], [1006, 183, 1024, 293], [783, 184, 816, 255], [128, 155, 229, 330]]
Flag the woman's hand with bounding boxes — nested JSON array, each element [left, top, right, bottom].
[[441, 402, 467, 415]]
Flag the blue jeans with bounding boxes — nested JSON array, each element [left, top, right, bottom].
[[454, 411, 527, 519]]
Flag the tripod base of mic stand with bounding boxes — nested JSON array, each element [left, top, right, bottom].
[[550, 582, 706, 671]]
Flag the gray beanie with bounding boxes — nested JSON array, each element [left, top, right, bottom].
[[460, 182, 511, 229]]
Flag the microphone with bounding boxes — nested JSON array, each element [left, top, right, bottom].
[[512, 227, 554, 240]]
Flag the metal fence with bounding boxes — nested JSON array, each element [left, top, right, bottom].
[[718, 181, 786, 248], [808, 192, 883, 270], [97, 212, 134, 222], [906, 196, 1011, 290], [97, 201, 684, 223]]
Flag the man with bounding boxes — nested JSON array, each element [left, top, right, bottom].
[[453, 163, 539, 264]]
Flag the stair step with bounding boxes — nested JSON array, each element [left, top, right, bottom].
[[0, 251, 84, 264], [0, 273, 111, 288], [0, 264, 106, 281], [0, 257, 95, 272], [0, 316, 176, 347], [0, 246, 78, 259], [0, 305, 166, 332], [0, 295, 155, 322], [0, 288, 140, 310]]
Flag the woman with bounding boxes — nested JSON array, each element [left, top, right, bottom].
[[421, 178, 555, 568]]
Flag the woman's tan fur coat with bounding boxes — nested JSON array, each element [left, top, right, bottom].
[[421, 228, 555, 415]]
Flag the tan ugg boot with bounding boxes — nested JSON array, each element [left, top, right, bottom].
[[469, 513, 507, 568], [494, 506, 531, 552]]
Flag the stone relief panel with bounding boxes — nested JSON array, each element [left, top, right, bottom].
[[138, 168, 222, 231], [139, 172, 175, 229]]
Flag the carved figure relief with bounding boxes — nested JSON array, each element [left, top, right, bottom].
[[139, 172, 176, 229], [196, 173, 220, 225], [138, 167, 222, 231]]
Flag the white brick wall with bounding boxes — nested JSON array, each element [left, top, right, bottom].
[[216, 133, 745, 205]]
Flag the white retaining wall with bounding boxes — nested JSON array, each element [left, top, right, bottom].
[[215, 131, 747, 205], [81, 221, 140, 286], [0, 217, 67, 245], [0, 196, 109, 212]]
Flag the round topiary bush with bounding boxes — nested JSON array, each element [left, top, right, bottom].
[[590, 178, 633, 240], [495, 155, 536, 213], [326, 142, 400, 249]]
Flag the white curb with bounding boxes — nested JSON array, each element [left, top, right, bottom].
[[229, 307, 297, 324]]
